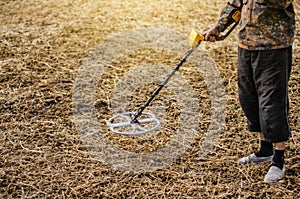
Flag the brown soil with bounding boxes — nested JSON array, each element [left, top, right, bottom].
[[1, 0, 300, 198]]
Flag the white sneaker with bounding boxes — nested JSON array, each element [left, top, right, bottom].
[[238, 153, 273, 164], [264, 165, 286, 183]]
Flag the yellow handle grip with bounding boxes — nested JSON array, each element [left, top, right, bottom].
[[189, 29, 205, 47]]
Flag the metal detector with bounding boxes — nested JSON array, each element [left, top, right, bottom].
[[107, 11, 240, 136]]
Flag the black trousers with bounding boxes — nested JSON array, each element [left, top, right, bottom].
[[238, 46, 292, 143]]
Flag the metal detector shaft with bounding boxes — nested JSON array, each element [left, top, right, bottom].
[[131, 42, 201, 123], [130, 14, 240, 123]]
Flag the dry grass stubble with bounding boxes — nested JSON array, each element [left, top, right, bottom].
[[1, 0, 300, 198]]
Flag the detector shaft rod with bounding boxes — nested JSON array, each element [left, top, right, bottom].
[[131, 43, 200, 123]]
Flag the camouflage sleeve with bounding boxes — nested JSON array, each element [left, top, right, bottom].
[[216, 0, 243, 32], [255, 0, 293, 9]]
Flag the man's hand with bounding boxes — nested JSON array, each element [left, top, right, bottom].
[[204, 27, 220, 42]]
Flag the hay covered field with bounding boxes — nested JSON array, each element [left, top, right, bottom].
[[1, 0, 300, 198]]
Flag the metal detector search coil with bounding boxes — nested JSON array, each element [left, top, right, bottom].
[[107, 112, 160, 136]]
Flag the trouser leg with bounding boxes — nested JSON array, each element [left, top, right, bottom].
[[238, 47, 261, 132]]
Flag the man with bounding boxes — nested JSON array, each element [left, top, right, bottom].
[[205, 0, 295, 182]]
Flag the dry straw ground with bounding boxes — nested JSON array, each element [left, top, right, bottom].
[[1, 0, 300, 198]]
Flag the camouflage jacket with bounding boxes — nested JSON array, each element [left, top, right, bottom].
[[216, 0, 295, 50]]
